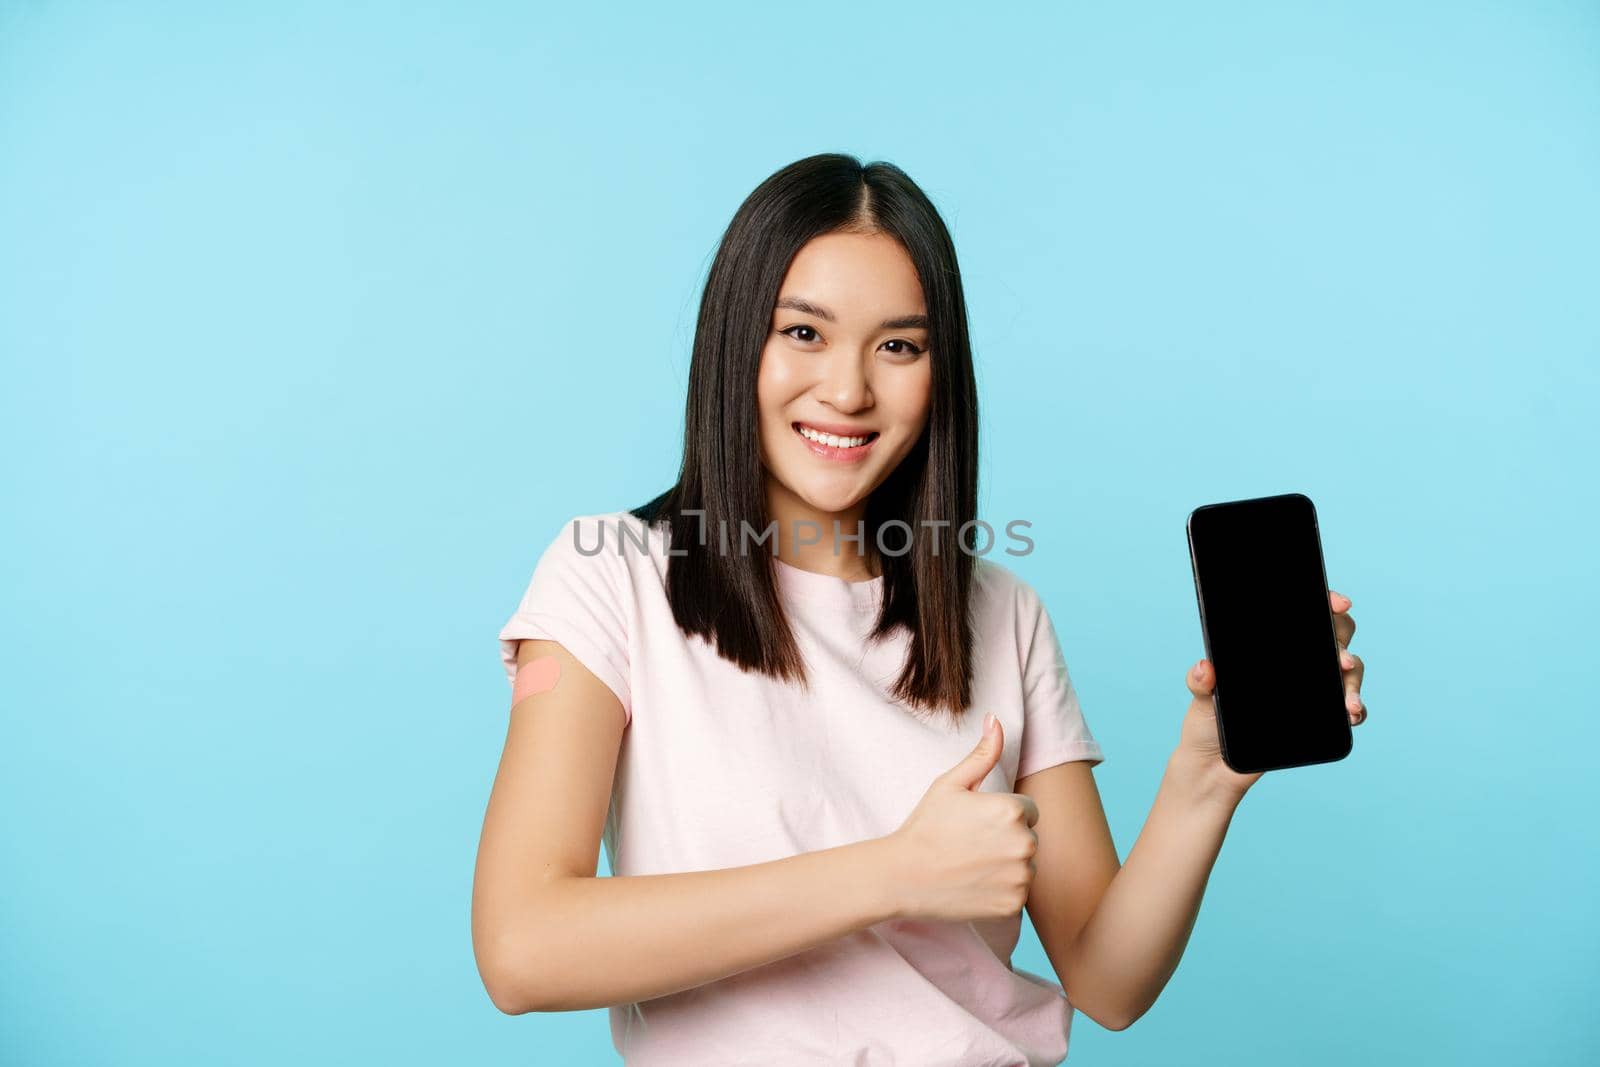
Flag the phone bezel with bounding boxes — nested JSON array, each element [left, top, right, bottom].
[[1186, 492, 1353, 774]]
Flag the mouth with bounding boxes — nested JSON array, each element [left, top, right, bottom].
[[792, 421, 880, 463]]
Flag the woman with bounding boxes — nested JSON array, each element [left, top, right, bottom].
[[471, 153, 1367, 1065]]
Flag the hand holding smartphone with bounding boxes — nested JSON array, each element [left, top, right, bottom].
[[1186, 492, 1353, 774]]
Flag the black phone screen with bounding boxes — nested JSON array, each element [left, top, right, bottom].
[[1186, 493, 1352, 773]]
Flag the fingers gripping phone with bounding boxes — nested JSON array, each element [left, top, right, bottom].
[[1186, 492, 1352, 774]]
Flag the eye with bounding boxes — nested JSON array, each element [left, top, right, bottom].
[[779, 325, 926, 357], [779, 324, 820, 343]]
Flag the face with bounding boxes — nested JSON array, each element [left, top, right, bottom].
[[756, 230, 933, 529]]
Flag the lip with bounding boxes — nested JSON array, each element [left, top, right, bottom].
[[795, 419, 877, 438], [791, 421, 879, 463]]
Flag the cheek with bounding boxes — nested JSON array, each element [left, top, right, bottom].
[[881, 367, 933, 429], [755, 348, 794, 463], [756, 346, 805, 417]]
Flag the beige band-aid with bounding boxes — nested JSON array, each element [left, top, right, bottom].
[[512, 655, 562, 704]]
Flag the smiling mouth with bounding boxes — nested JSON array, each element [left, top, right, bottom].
[[792, 421, 880, 462]]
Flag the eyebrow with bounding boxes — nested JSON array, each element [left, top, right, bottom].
[[775, 296, 929, 331]]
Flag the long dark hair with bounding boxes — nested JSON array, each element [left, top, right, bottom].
[[631, 153, 979, 723]]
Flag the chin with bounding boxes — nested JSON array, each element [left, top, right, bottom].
[[798, 483, 873, 517]]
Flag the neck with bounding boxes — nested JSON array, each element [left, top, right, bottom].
[[764, 479, 879, 581]]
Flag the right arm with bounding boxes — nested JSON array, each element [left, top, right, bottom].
[[471, 638, 905, 1015]]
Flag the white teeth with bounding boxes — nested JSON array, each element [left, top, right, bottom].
[[797, 425, 870, 448]]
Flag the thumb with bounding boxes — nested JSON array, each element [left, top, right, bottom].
[[943, 712, 1004, 790], [1186, 658, 1215, 700]]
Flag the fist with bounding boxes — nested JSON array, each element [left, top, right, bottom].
[[884, 714, 1042, 923]]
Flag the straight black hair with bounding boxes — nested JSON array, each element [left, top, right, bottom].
[[630, 152, 980, 723]]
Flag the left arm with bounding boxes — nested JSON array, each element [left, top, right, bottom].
[[1020, 589, 1366, 1031], [1019, 752, 1240, 1032]]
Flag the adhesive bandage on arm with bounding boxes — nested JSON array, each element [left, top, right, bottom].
[[512, 654, 562, 705]]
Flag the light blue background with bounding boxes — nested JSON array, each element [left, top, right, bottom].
[[3, 1, 1596, 1064]]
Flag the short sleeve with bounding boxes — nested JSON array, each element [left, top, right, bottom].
[[497, 514, 633, 724], [1015, 586, 1104, 779]]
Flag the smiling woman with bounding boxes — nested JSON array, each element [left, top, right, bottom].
[[474, 153, 1114, 1066], [761, 260, 926, 554], [759, 233, 933, 535], [626, 156, 986, 717]]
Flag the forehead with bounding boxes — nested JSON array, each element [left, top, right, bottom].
[[777, 232, 926, 316]]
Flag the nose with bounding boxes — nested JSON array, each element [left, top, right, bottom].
[[817, 349, 873, 412]]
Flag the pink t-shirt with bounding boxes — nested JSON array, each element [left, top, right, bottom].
[[497, 511, 1105, 1066]]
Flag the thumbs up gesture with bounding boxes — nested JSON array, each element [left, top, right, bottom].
[[882, 713, 1041, 923]]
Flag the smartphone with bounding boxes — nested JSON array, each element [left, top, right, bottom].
[[1186, 492, 1352, 774]]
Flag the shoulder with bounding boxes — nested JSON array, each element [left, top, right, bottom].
[[970, 554, 1053, 657], [544, 510, 660, 555], [973, 553, 1046, 621], [537, 509, 670, 591]]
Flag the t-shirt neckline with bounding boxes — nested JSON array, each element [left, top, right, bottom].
[[773, 556, 884, 611]]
